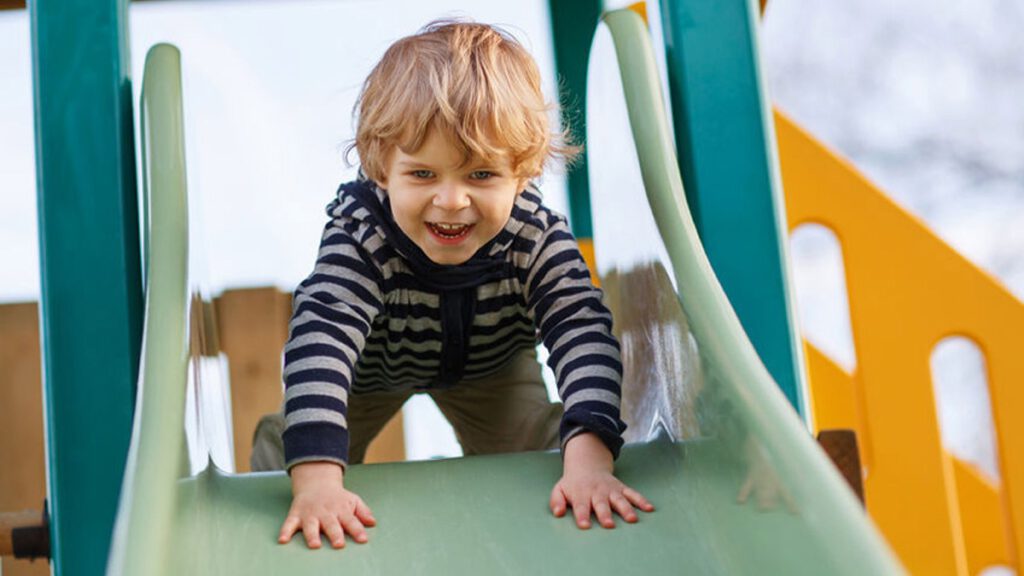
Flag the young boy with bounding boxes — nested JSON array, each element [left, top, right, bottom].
[[266, 20, 653, 550]]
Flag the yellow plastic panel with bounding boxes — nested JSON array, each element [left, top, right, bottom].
[[577, 237, 600, 286], [806, 340, 1010, 572], [804, 343, 860, 436], [954, 458, 1011, 573], [777, 110, 1024, 574]]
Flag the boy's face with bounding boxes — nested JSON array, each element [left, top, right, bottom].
[[377, 128, 526, 265]]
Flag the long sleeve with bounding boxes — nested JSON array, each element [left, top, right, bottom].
[[523, 215, 626, 458], [282, 219, 384, 471]]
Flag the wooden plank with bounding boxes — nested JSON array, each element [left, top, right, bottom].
[[214, 288, 292, 472], [0, 302, 49, 576], [214, 287, 406, 470]]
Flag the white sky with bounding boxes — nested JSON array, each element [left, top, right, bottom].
[[0, 11, 36, 302]]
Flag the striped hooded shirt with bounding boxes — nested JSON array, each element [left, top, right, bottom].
[[282, 176, 626, 469]]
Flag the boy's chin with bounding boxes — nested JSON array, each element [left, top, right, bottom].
[[424, 251, 473, 266]]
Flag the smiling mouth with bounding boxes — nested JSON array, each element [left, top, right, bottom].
[[427, 222, 474, 239]]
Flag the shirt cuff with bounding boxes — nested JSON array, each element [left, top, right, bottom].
[[283, 421, 350, 473], [559, 409, 626, 459]]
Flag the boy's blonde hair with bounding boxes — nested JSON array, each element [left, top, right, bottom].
[[351, 20, 578, 183]]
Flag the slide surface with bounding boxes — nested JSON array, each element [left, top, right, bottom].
[[106, 13, 903, 575]]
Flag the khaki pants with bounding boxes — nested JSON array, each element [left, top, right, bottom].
[[250, 348, 562, 471]]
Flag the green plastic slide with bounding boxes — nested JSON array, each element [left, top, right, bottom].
[[106, 12, 903, 575]]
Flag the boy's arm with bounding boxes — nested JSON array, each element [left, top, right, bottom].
[[282, 219, 384, 471], [278, 218, 384, 547], [523, 216, 626, 457], [523, 215, 653, 527]]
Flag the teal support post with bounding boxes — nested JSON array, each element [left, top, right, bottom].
[[29, 0, 142, 573], [658, 0, 808, 416], [547, 0, 603, 238]]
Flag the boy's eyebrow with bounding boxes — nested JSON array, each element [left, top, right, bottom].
[[396, 160, 432, 168], [396, 159, 509, 172]]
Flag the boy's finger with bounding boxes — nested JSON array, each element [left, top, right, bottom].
[[302, 518, 322, 549], [355, 499, 377, 527], [624, 487, 655, 511], [278, 515, 301, 543], [549, 487, 567, 517], [340, 514, 369, 544], [610, 492, 638, 523], [592, 499, 615, 529], [321, 517, 347, 549], [572, 499, 592, 529]]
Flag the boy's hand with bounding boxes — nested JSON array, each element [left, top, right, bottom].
[[278, 461, 376, 549], [550, 433, 654, 529]]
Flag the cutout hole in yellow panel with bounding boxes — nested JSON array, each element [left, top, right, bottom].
[[790, 223, 857, 372], [930, 336, 1000, 482]]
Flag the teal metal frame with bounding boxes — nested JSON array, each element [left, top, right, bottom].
[[29, 0, 142, 573], [547, 0, 603, 238], [658, 0, 808, 416]]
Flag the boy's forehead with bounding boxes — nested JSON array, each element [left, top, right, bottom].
[[392, 130, 512, 169]]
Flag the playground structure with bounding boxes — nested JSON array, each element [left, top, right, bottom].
[[4, 0, 1022, 574]]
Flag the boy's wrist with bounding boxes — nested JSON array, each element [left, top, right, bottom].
[[563, 432, 613, 473], [290, 461, 345, 492]]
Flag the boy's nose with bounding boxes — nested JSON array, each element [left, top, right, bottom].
[[432, 182, 471, 211]]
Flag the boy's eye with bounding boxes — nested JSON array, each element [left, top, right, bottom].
[[410, 170, 433, 179], [469, 170, 494, 180]]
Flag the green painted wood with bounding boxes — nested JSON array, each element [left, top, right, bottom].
[[547, 0, 602, 238], [658, 0, 808, 416], [107, 27, 902, 574], [29, 0, 142, 573]]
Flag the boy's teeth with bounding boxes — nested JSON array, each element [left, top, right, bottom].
[[429, 222, 472, 238]]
